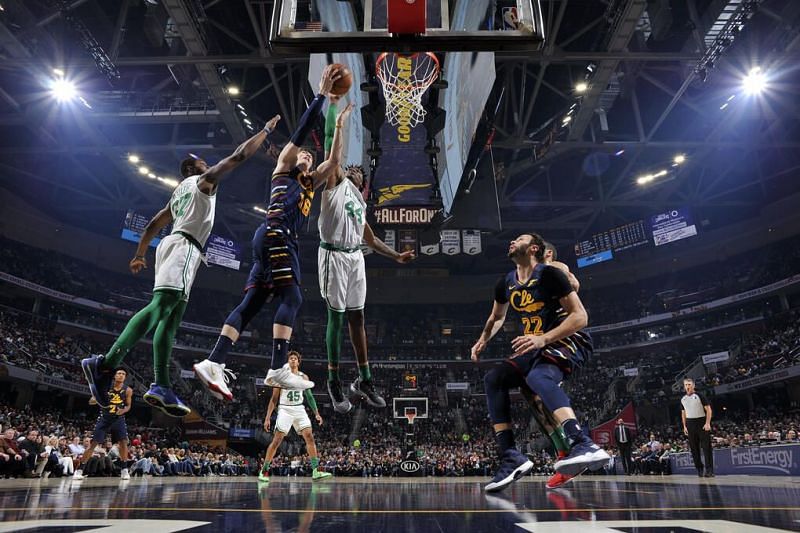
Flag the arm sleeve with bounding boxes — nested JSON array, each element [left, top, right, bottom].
[[324, 103, 337, 155], [540, 265, 574, 299], [304, 389, 318, 412], [290, 94, 326, 147], [697, 394, 708, 407], [494, 277, 509, 304]]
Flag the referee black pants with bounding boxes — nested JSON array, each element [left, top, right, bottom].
[[686, 418, 713, 473]]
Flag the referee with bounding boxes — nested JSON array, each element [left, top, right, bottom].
[[680, 377, 714, 478]]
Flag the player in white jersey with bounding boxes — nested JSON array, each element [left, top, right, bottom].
[[81, 115, 281, 417], [319, 103, 415, 413], [258, 351, 332, 482]]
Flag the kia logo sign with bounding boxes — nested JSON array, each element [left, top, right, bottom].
[[400, 460, 420, 473]]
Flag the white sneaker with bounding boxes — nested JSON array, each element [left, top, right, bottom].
[[194, 359, 236, 401], [264, 364, 314, 389], [72, 471, 85, 480], [120, 468, 130, 480]]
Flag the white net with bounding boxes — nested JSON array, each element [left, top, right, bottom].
[[376, 52, 440, 128]]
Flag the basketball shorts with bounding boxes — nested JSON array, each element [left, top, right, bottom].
[[506, 331, 593, 377], [93, 416, 128, 443], [246, 223, 302, 291], [318, 246, 366, 312], [274, 405, 311, 434], [153, 233, 203, 301]]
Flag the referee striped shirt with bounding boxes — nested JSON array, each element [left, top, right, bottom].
[[681, 393, 708, 420]]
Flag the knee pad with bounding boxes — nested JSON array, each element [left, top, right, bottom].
[[526, 364, 570, 413], [274, 285, 303, 327]]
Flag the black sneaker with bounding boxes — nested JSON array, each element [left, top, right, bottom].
[[350, 377, 386, 408], [327, 380, 352, 414], [697, 470, 704, 478], [704, 471, 715, 478]]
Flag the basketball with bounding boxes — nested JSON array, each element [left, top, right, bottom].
[[330, 63, 352, 96]]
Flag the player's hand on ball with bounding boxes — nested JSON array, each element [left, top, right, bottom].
[[470, 340, 486, 362], [511, 334, 546, 357], [263, 418, 271, 431], [396, 250, 416, 264], [316, 413, 323, 426], [319, 64, 342, 96], [129, 256, 146, 274], [265, 114, 281, 132]]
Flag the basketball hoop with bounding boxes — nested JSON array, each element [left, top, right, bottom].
[[376, 52, 440, 128], [404, 407, 417, 425]]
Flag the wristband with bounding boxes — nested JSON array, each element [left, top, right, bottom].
[[135, 256, 145, 260], [263, 125, 274, 135]]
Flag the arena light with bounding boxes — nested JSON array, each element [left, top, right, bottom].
[[243, 118, 252, 125], [574, 81, 588, 93], [561, 115, 572, 125], [128, 154, 140, 164], [147, 172, 156, 179], [52, 68, 64, 77], [253, 205, 267, 214], [742, 66, 766, 95], [673, 154, 686, 165], [50, 78, 77, 102], [227, 85, 240, 96], [138, 166, 149, 175]]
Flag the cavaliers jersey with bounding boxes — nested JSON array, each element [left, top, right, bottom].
[[103, 386, 127, 419], [319, 178, 366, 248], [495, 263, 592, 356], [169, 175, 217, 247], [267, 168, 315, 236]]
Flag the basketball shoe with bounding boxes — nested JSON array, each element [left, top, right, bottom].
[[350, 377, 386, 408], [265, 364, 314, 389], [485, 449, 534, 493], [194, 359, 236, 401]]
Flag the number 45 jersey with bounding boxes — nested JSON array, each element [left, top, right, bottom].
[[494, 263, 592, 373], [318, 178, 365, 250]]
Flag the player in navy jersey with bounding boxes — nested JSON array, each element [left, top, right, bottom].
[[195, 65, 346, 395], [471, 233, 609, 492]]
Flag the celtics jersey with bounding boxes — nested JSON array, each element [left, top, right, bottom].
[[103, 386, 127, 419], [318, 178, 365, 249], [279, 386, 305, 406], [169, 175, 216, 247]]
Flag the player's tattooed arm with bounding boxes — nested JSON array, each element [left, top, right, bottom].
[[201, 115, 281, 190], [363, 223, 415, 263], [471, 301, 508, 361], [130, 203, 173, 274]]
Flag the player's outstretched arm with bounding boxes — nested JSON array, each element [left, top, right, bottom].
[[471, 300, 508, 361], [275, 65, 341, 174], [129, 202, 174, 274], [200, 114, 281, 191], [363, 223, 414, 263], [316, 103, 353, 189], [264, 387, 280, 431]]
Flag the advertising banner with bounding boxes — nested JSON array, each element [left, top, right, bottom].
[[590, 402, 637, 446], [670, 444, 800, 476]]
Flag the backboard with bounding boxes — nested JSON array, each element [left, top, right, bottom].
[[392, 397, 429, 421], [270, 0, 544, 54]]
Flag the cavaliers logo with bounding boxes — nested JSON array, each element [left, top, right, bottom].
[[510, 290, 544, 313]]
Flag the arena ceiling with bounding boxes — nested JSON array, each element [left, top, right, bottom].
[[1, 0, 799, 267]]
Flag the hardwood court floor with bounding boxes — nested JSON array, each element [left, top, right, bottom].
[[1, 475, 800, 531]]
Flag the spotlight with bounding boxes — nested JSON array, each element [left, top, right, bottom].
[[575, 82, 588, 93], [128, 155, 140, 164], [138, 166, 149, 175], [615, 149, 625, 156], [562, 116, 572, 125], [673, 154, 686, 165], [50, 78, 77, 102], [243, 118, 252, 125], [742, 66, 766, 94], [52, 68, 64, 77], [227, 86, 240, 96], [253, 205, 267, 214], [162, 178, 179, 187], [636, 175, 652, 185], [148, 172, 156, 179]]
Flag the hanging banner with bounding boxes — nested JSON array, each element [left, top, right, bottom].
[[420, 243, 440, 255], [398, 229, 417, 254], [120, 210, 169, 248], [590, 402, 637, 446], [383, 229, 396, 251], [373, 206, 439, 225], [702, 351, 730, 365], [462, 230, 482, 255], [441, 230, 461, 255], [623, 367, 639, 377]]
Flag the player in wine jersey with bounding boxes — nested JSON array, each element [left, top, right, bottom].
[[258, 351, 332, 482], [81, 115, 281, 417], [319, 102, 415, 413], [73, 369, 133, 480], [471, 233, 609, 492], [194, 65, 346, 398]]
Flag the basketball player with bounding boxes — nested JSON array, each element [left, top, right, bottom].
[[81, 115, 281, 416], [320, 101, 415, 413], [259, 351, 332, 482], [471, 233, 609, 492], [195, 65, 346, 397], [73, 369, 132, 480]]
